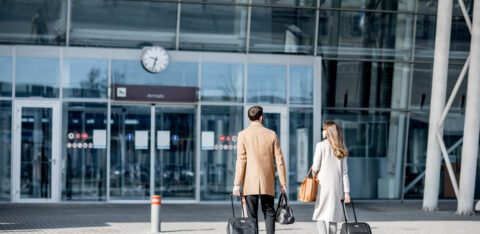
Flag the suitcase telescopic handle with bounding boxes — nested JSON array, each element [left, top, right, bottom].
[[230, 194, 250, 218], [341, 199, 358, 223]]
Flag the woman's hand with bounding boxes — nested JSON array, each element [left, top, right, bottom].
[[344, 193, 351, 203]]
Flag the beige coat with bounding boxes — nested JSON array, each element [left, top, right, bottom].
[[234, 122, 287, 196], [312, 140, 350, 223]]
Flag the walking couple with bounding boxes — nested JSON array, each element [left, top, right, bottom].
[[233, 105, 350, 234]]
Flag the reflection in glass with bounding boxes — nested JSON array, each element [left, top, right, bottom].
[[112, 60, 198, 87], [250, 7, 315, 54], [62, 102, 107, 201], [417, 0, 474, 15], [201, 106, 243, 200], [322, 110, 405, 199], [288, 108, 313, 201], [15, 57, 59, 98], [110, 106, 150, 200], [0, 56, 12, 97], [415, 15, 471, 61], [322, 61, 410, 108], [289, 66, 313, 104], [201, 63, 243, 102], [317, 11, 413, 60], [180, 4, 247, 52], [70, 0, 177, 48], [63, 58, 108, 98], [320, 0, 415, 11], [405, 112, 466, 199], [411, 63, 468, 110], [247, 64, 286, 104], [155, 106, 196, 200], [20, 107, 53, 199], [0, 0, 67, 45], [0, 101, 12, 200], [252, 0, 317, 6]]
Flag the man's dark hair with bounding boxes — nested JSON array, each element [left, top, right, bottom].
[[248, 106, 263, 121]]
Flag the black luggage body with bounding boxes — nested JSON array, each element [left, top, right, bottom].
[[227, 195, 258, 234], [340, 200, 372, 234]]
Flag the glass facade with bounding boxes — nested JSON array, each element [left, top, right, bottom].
[[15, 57, 60, 98], [0, 0, 478, 203], [0, 56, 12, 96], [62, 102, 107, 201], [0, 101, 12, 201]]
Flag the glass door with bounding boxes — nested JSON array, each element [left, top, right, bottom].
[[154, 106, 196, 200], [244, 106, 288, 197], [13, 101, 60, 202]]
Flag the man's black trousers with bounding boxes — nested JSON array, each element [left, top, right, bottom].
[[245, 195, 276, 234]]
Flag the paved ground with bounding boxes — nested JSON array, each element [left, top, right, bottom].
[[0, 201, 479, 233]]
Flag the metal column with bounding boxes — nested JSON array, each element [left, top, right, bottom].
[[423, 0, 452, 211], [457, 0, 480, 215]]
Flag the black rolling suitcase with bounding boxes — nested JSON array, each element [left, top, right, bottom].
[[227, 195, 258, 234], [340, 200, 372, 234]]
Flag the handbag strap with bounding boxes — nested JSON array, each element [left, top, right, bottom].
[[276, 192, 288, 211], [307, 166, 319, 178]]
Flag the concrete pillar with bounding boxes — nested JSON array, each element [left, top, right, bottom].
[[423, 0, 452, 211], [457, 0, 480, 215]]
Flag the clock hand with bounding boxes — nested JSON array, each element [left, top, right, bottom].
[[152, 58, 158, 70]]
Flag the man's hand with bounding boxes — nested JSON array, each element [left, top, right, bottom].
[[280, 184, 287, 193], [232, 185, 241, 196], [344, 193, 351, 203]]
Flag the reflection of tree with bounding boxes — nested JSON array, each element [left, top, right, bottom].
[[112, 71, 126, 84], [216, 67, 240, 102], [80, 68, 108, 97]]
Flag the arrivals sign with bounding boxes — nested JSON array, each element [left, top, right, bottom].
[[113, 85, 197, 102]]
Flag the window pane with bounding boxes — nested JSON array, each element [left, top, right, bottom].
[[417, 0, 474, 15], [322, 61, 410, 108], [320, 0, 416, 11], [250, 7, 315, 54], [180, 4, 247, 52], [411, 63, 468, 110], [70, 0, 177, 48], [112, 60, 198, 87], [247, 64, 286, 103], [415, 15, 471, 62], [252, 0, 317, 7], [288, 108, 313, 201], [318, 11, 414, 60], [405, 112, 466, 199], [155, 106, 196, 200], [0, 101, 11, 201], [0, 0, 67, 45], [289, 66, 313, 104], [63, 58, 108, 98], [15, 57, 59, 98], [189, 0, 248, 2], [110, 105, 151, 200], [323, 110, 406, 199], [201, 106, 243, 200], [0, 56, 12, 97], [201, 63, 243, 102], [62, 102, 107, 201]]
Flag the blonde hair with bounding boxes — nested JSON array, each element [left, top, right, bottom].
[[323, 121, 348, 159]]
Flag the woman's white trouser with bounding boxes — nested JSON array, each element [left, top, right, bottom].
[[316, 220, 337, 234]]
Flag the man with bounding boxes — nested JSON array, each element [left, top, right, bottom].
[[233, 106, 287, 234]]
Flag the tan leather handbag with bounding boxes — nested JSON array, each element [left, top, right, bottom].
[[298, 167, 319, 203]]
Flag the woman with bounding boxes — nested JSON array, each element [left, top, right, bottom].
[[312, 121, 350, 234]]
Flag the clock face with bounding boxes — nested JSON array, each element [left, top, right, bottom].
[[141, 46, 169, 73]]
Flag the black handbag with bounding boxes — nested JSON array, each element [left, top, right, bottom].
[[227, 195, 258, 234], [275, 192, 295, 224], [340, 200, 372, 234]]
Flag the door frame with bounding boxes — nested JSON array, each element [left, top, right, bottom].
[[12, 100, 61, 203], [243, 105, 289, 194]]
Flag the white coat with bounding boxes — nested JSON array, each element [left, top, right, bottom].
[[311, 140, 350, 223]]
